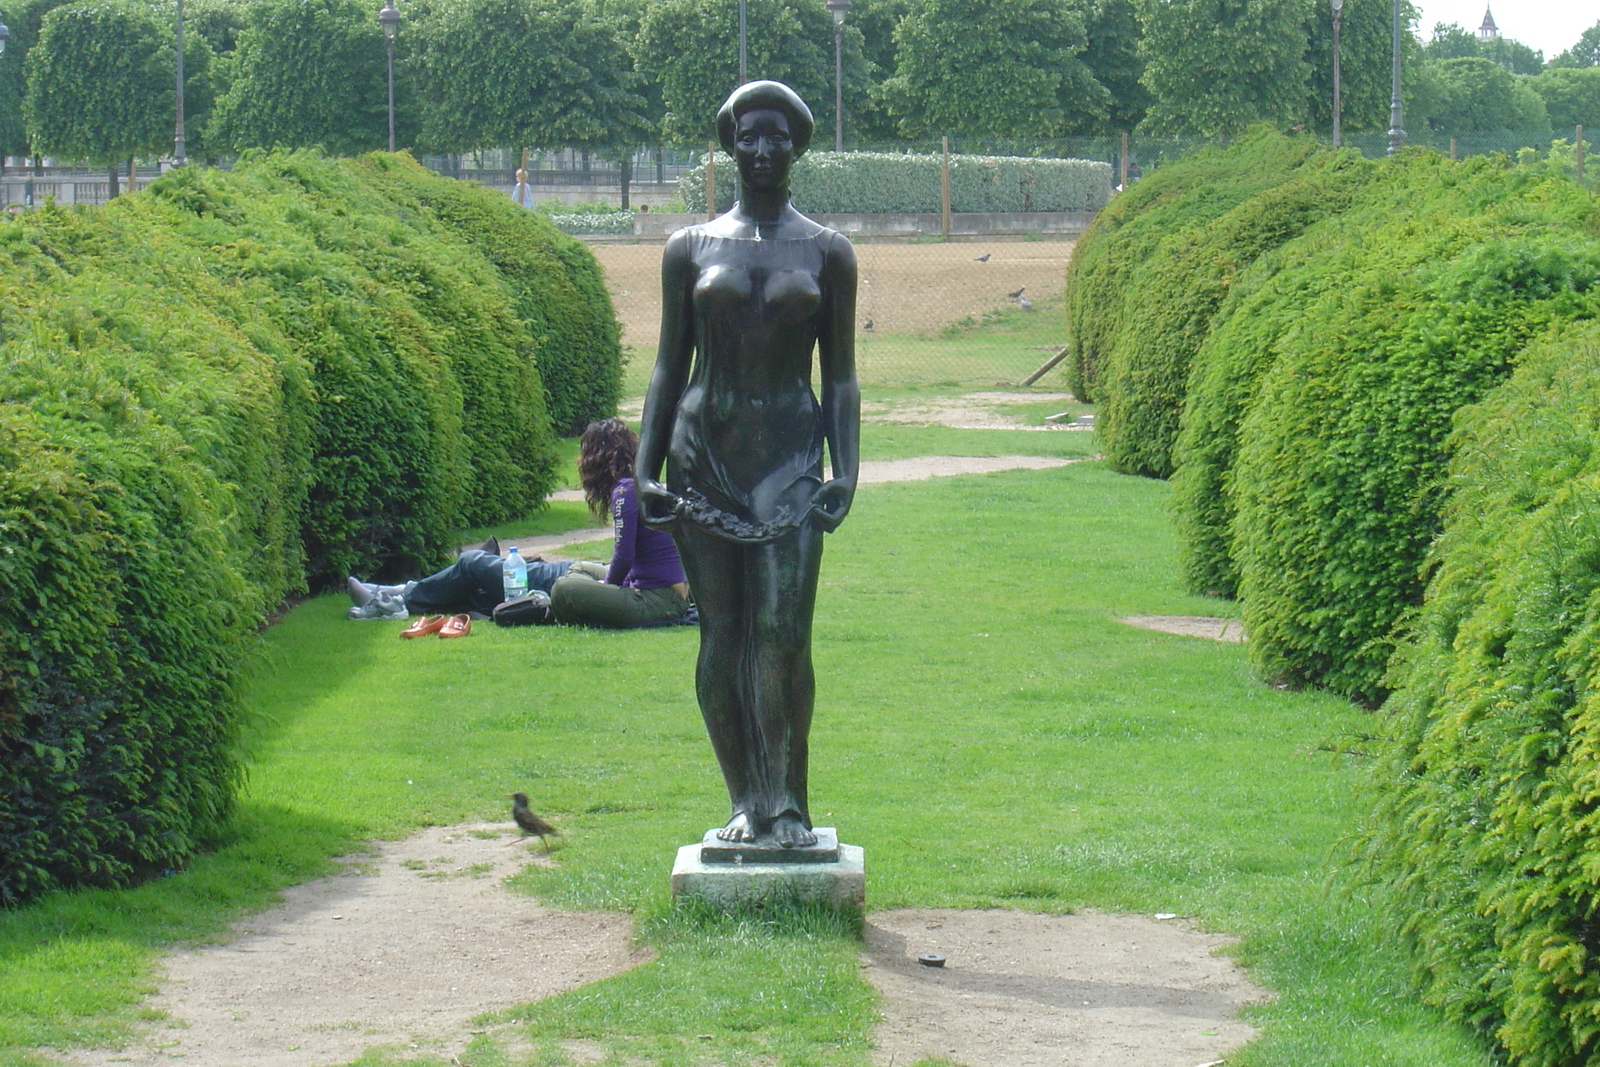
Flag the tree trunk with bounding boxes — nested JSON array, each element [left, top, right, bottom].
[[108, 161, 119, 200], [619, 157, 631, 210]]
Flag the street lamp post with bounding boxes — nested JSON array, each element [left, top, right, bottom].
[[825, 0, 849, 152], [379, 0, 400, 152], [739, 0, 746, 83], [173, 0, 187, 166], [1330, 0, 1343, 148], [1386, 0, 1405, 155]]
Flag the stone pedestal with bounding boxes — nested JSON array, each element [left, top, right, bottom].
[[671, 828, 865, 910]]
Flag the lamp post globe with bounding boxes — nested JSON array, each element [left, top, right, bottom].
[[825, 0, 850, 151], [0, 21, 9, 57]]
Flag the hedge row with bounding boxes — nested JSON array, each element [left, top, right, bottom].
[[0, 151, 622, 905], [1064, 133, 1600, 1064], [679, 150, 1113, 215], [1358, 324, 1600, 1067]]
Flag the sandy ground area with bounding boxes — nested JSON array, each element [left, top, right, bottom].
[[58, 826, 646, 1067], [589, 238, 1076, 348], [1122, 616, 1247, 643]]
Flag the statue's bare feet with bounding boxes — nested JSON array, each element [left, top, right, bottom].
[[717, 811, 761, 842], [772, 811, 816, 849]]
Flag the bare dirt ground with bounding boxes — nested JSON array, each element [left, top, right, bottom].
[[1122, 616, 1247, 643], [590, 238, 1077, 347]]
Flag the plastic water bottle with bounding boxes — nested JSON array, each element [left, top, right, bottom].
[[503, 545, 528, 601]]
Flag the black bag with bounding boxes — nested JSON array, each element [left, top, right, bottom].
[[492, 590, 554, 626]]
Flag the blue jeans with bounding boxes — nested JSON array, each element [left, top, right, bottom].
[[406, 549, 570, 616]]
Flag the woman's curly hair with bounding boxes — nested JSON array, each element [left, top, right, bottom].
[[578, 418, 638, 519]]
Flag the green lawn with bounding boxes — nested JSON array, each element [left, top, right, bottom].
[[0, 390, 1495, 1067]]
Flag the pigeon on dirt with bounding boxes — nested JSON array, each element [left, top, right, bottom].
[[1007, 287, 1026, 299], [1018, 297, 1035, 310], [507, 792, 560, 850], [862, 318, 874, 331], [973, 253, 991, 262]]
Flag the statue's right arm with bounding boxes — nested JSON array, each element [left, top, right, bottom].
[[635, 230, 695, 524]]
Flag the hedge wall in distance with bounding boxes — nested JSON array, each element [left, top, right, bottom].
[[1061, 128, 1326, 406], [0, 151, 619, 905], [1359, 323, 1600, 1067], [680, 150, 1113, 216]]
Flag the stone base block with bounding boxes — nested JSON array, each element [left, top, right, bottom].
[[671, 840, 865, 911]]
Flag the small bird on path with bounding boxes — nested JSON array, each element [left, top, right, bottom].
[[507, 792, 560, 850], [1007, 286, 1026, 299], [973, 253, 991, 262], [862, 318, 874, 331], [1018, 297, 1034, 310]]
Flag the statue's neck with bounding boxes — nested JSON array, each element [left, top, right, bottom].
[[736, 182, 789, 223]]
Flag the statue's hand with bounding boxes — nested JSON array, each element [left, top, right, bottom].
[[637, 478, 682, 529], [809, 476, 855, 533]]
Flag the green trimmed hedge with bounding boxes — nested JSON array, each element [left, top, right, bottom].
[[1359, 323, 1600, 1067], [1062, 129, 1327, 407], [680, 150, 1112, 215], [0, 150, 621, 905]]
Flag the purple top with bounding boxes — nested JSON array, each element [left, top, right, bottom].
[[607, 478, 687, 590]]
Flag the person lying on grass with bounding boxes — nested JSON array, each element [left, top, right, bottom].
[[346, 419, 691, 630]]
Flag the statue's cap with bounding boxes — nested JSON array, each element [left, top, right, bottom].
[[716, 81, 814, 158]]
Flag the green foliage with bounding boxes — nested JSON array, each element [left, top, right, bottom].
[[680, 149, 1112, 214], [1409, 56, 1551, 134], [1062, 127, 1321, 406], [1092, 134, 1373, 478], [1135, 0, 1313, 136], [0, 150, 623, 905], [1356, 324, 1600, 1066], [1531, 67, 1600, 131], [1306, 0, 1410, 135], [631, 0, 864, 147], [1083, 0, 1150, 132], [874, 0, 1108, 138], [409, 0, 649, 156], [1549, 20, 1600, 69], [358, 155, 626, 435], [22, 0, 192, 163], [538, 207, 635, 235], [205, 0, 394, 154]]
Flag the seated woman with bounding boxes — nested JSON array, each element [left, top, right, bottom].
[[550, 418, 691, 629], [346, 536, 575, 621]]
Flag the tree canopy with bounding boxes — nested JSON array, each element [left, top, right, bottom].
[[1549, 20, 1600, 68], [1530, 66, 1600, 129], [875, 0, 1107, 139], [1412, 55, 1550, 132]]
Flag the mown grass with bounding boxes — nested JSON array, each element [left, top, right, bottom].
[[0, 386, 1493, 1067]]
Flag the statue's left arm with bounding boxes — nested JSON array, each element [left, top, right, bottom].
[[811, 230, 860, 533]]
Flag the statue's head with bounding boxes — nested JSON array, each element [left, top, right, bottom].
[[716, 81, 814, 159]]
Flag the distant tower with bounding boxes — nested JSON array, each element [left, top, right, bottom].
[[1477, 6, 1499, 41]]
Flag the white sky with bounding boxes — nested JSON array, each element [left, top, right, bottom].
[[1408, 0, 1596, 60]]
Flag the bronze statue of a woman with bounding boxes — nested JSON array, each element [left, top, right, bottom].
[[636, 81, 860, 850]]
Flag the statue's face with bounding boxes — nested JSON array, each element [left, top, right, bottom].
[[733, 109, 793, 189]]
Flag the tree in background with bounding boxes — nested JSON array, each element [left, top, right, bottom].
[[0, 0, 74, 167], [411, 0, 649, 156], [1305, 0, 1409, 135], [632, 0, 864, 146], [1082, 0, 1149, 132], [1411, 55, 1549, 132], [1531, 66, 1600, 130], [838, 0, 906, 143], [206, 0, 394, 154], [1136, 0, 1312, 136], [876, 0, 1107, 139], [23, 0, 207, 191], [1549, 21, 1600, 68]]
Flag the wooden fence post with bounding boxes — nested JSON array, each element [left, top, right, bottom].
[[706, 142, 716, 221], [1120, 131, 1129, 189], [1449, 137, 1457, 161], [1578, 125, 1585, 184], [940, 136, 951, 237]]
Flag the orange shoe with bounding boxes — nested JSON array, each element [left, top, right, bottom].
[[439, 614, 472, 638], [399, 614, 446, 638]]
